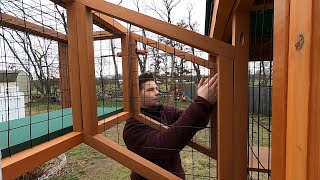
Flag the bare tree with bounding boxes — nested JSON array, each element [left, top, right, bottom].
[[145, 0, 181, 78], [186, 5, 201, 83], [0, 30, 54, 96], [0, 1, 67, 97], [110, 40, 121, 89], [132, 0, 148, 73]]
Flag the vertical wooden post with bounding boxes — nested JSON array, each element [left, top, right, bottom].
[[232, 12, 249, 180], [121, 34, 131, 113], [286, 0, 312, 179], [271, 0, 290, 179], [307, 0, 320, 178], [66, 2, 97, 135], [217, 56, 234, 180], [121, 33, 140, 116], [66, 2, 82, 132], [129, 33, 140, 117], [209, 55, 217, 157], [58, 42, 71, 109]]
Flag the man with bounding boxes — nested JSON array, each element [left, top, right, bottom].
[[123, 72, 218, 179]]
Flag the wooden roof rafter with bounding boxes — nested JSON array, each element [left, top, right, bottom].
[[93, 30, 121, 40], [0, 13, 68, 43], [50, 0, 128, 36], [209, 0, 236, 40], [78, 0, 235, 60], [126, 33, 214, 68], [92, 12, 127, 36], [0, 13, 123, 44], [209, 0, 255, 41]]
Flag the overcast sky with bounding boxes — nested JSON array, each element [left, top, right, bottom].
[[107, 0, 207, 35], [0, 0, 209, 77]]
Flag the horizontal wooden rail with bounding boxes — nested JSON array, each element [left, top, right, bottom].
[[98, 112, 131, 133], [2, 132, 82, 179], [93, 31, 121, 40], [131, 33, 214, 68], [50, 0, 128, 35], [92, 12, 127, 35], [0, 13, 67, 43], [84, 134, 181, 180], [80, 0, 235, 59]]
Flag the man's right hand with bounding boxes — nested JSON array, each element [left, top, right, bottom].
[[197, 74, 218, 104]]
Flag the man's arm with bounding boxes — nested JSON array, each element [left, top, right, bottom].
[[123, 96, 213, 159]]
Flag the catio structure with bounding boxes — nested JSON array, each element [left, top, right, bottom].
[[0, 0, 319, 180]]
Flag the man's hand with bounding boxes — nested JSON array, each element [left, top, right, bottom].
[[197, 74, 218, 104]]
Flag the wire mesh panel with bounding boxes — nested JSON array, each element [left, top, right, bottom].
[[94, 26, 123, 120], [92, 17, 218, 179], [0, 0, 72, 158], [248, 0, 273, 179]]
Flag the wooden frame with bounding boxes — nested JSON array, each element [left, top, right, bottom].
[[1, 13, 67, 43], [4, 0, 319, 179], [83, 134, 181, 180], [217, 55, 234, 179], [231, 11, 250, 179], [2, 132, 82, 179], [209, 0, 254, 42], [93, 31, 121, 40], [285, 0, 320, 179], [271, 0, 290, 179], [78, 0, 235, 59], [58, 42, 71, 109], [131, 33, 214, 69], [0, 1, 242, 179]]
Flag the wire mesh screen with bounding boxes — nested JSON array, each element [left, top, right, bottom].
[[93, 18, 218, 179], [248, 1, 273, 179], [0, 0, 72, 158], [94, 27, 123, 121]]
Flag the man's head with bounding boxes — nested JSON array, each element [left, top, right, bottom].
[[139, 72, 160, 109]]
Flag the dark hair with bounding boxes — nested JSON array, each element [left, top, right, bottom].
[[139, 72, 155, 91]]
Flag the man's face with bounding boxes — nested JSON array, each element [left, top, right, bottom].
[[140, 80, 160, 109]]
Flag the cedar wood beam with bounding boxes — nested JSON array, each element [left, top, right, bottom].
[[210, 0, 236, 40], [0, 13, 67, 43], [271, 0, 289, 179], [0, 12, 119, 43], [98, 112, 130, 133], [209, 0, 254, 41], [84, 134, 181, 180], [93, 31, 121, 40], [2, 132, 82, 179], [50, 0, 128, 35], [221, 0, 255, 41], [79, 0, 235, 59], [131, 33, 214, 68]]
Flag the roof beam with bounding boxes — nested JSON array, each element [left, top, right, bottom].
[[50, 0, 127, 35], [209, 0, 236, 40], [92, 12, 127, 36], [80, 0, 235, 59], [131, 33, 214, 68], [0, 13, 67, 43], [221, 0, 255, 41], [209, 0, 254, 41], [93, 31, 121, 40]]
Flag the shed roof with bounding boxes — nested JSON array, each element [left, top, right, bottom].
[[0, 70, 23, 83]]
